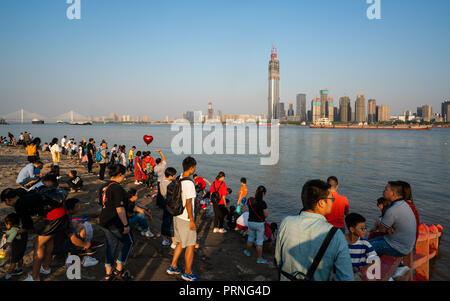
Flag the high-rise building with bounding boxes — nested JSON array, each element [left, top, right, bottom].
[[288, 101, 294, 116], [417, 106, 423, 117], [277, 102, 286, 118], [296, 93, 307, 121], [422, 105, 432, 122], [376, 105, 390, 122], [368, 99, 376, 123], [193, 111, 203, 123], [207, 102, 214, 119], [327, 97, 334, 121], [320, 90, 328, 118], [442, 100, 450, 122], [311, 98, 321, 122], [268, 46, 280, 120], [185, 111, 194, 122], [355, 94, 366, 123], [339, 96, 351, 123]]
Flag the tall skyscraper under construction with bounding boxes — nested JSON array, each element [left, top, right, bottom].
[[268, 46, 280, 120]]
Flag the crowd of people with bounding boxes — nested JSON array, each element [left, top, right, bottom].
[[0, 131, 421, 282]]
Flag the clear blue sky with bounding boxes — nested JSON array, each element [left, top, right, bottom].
[[1, 0, 449, 120]]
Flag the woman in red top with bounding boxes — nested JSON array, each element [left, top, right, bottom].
[[134, 151, 144, 184], [210, 171, 228, 233]]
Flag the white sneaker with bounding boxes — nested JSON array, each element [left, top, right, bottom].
[[162, 239, 170, 246], [170, 243, 177, 249], [393, 266, 410, 278], [141, 230, 155, 238], [219, 228, 227, 233], [23, 274, 35, 281], [40, 266, 51, 275], [82, 256, 99, 267]]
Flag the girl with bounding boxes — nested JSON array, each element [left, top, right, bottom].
[[49, 138, 61, 166], [133, 151, 144, 185]]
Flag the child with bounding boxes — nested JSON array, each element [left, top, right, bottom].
[[368, 197, 390, 239], [345, 213, 379, 273], [236, 209, 249, 236], [1, 213, 27, 280], [160, 167, 177, 248], [67, 170, 83, 192], [236, 178, 248, 215], [127, 189, 154, 238]]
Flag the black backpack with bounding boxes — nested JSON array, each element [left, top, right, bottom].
[[210, 181, 224, 205], [166, 177, 193, 216]]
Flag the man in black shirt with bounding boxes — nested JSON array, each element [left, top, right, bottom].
[[1, 188, 68, 281], [87, 138, 96, 174]]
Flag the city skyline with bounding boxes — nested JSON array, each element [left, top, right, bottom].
[[1, 0, 449, 120]]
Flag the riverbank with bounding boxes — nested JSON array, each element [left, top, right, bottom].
[[0, 145, 278, 281]]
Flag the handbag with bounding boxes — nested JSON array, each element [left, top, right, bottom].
[[248, 198, 271, 239], [81, 154, 88, 163]]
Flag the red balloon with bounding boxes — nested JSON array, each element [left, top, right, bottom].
[[143, 135, 153, 146]]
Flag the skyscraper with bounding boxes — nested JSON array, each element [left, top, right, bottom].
[[311, 98, 321, 122], [376, 105, 390, 122], [268, 46, 280, 120], [368, 99, 376, 123], [355, 94, 366, 123], [296, 93, 307, 121], [339, 96, 351, 123], [288, 101, 294, 116], [422, 105, 432, 122], [327, 97, 334, 121], [320, 90, 328, 118], [207, 102, 214, 119], [442, 100, 450, 122], [416, 106, 423, 117]]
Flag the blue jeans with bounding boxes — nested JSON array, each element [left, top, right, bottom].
[[369, 235, 406, 257], [161, 207, 174, 237], [129, 213, 149, 232], [102, 227, 134, 267], [247, 221, 265, 247], [20, 176, 39, 187]]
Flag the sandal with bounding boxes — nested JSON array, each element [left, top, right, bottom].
[[114, 268, 134, 281], [104, 273, 115, 281]]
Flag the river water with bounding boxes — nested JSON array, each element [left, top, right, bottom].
[[1, 123, 449, 280]]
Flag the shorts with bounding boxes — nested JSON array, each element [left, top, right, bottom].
[[11, 232, 28, 263], [35, 214, 69, 237], [173, 217, 197, 249], [247, 221, 265, 247]]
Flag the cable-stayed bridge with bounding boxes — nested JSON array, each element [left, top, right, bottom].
[[0, 109, 90, 123]]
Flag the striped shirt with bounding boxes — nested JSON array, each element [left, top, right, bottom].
[[348, 238, 378, 268]]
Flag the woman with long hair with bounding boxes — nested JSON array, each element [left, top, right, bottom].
[[244, 185, 269, 263], [134, 151, 144, 185], [99, 164, 134, 281], [210, 171, 228, 233]]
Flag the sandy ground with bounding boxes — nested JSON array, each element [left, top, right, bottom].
[[0, 145, 278, 281]]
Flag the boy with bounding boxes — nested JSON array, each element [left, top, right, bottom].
[[193, 174, 211, 197], [160, 167, 177, 247], [1, 213, 27, 280], [67, 170, 83, 193], [236, 177, 248, 214], [166, 156, 200, 281], [345, 213, 379, 272], [127, 188, 154, 238]]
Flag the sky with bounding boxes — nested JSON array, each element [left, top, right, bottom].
[[1, 0, 449, 120]]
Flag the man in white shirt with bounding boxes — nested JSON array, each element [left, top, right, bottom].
[[166, 156, 200, 281], [16, 161, 43, 188], [61, 136, 67, 155]]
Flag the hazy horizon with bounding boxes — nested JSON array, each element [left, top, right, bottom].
[[1, 0, 449, 120]]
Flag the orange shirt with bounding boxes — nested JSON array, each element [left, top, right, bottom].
[[239, 185, 248, 200], [325, 191, 349, 228], [26, 144, 37, 156]]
